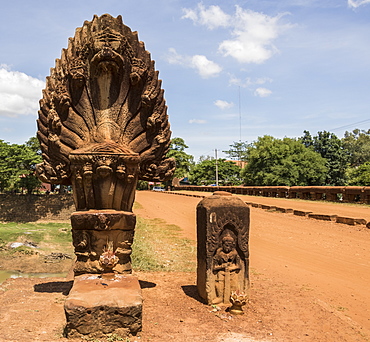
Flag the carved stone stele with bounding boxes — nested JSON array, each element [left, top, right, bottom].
[[196, 192, 250, 305]]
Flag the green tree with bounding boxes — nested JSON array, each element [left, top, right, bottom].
[[241, 135, 327, 186], [166, 137, 194, 178], [342, 129, 370, 167], [0, 139, 42, 193], [190, 159, 242, 185], [300, 130, 313, 148], [25, 136, 42, 155], [0, 140, 12, 191], [346, 162, 370, 185], [223, 141, 249, 161], [300, 130, 348, 185]]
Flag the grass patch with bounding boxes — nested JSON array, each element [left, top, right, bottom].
[[0, 222, 73, 255], [132, 216, 196, 272], [0, 216, 196, 273], [133, 201, 144, 210]]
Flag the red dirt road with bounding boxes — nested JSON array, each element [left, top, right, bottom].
[[1, 190, 370, 342], [135, 190, 370, 340]]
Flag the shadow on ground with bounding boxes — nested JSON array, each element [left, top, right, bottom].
[[34, 280, 73, 295]]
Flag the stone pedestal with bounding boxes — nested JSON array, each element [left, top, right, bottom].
[[64, 274, 142, 338], [196, 191, 250, 305], [71, 210, 136, 275]]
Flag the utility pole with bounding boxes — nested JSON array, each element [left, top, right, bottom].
[[215, 149, 219, 186], [239, 85, 242, 142]]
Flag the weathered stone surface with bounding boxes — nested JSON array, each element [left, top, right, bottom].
[[64, 274, 142, 338], [336, 216, 356, 225], [355, 218, 367, 225], [197, 192, 250, 305], [275, 207, 294, 213], [69, 148, 140, 211], [35, 14, 174, 337], [308, 213, 337, 221], [71, 210, 136, 230], [36, 14, 175, 187], [293, 210, 312, 217], [261, 204, 271, 210], [36, 14, 175, 276], [70, 211, 136, 275], [336, 216, 367, 226], [0, 194, 74, 222], [72, 229, 134, 275]]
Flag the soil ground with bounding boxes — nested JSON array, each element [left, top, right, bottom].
[[1, 190, 370, 342]]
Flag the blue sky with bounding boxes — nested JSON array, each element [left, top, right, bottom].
[[1, 0, 370, 161]]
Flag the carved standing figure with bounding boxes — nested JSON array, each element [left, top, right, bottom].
[[212, 232, 241, 304], [196, 192, 250, 306]]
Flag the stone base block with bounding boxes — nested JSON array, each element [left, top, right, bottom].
[[71, 210, 136, 230], [308, 213, 337, 221], [293, 210, 312, 217], [64, 274, 142, 338]]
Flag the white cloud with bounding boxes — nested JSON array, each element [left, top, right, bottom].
[[189, 119, 207, 124], [229, 75, 273, 88], [0, 65, 45, 117], [219, 7, 291, 64], [182, 3, 231, 30], [348, 0, 370, 8], [182, 4, 292, 64], [166, 48, 222, 78], [191, 55, 222, 78], [166, 47, 186, 65], [214, 100, 234, 110], [254, 87, 272, 97], [255, 77, 273, 85]]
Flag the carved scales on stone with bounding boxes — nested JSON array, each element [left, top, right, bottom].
[[37, 14, 175, 190], [36, 14, 175, 276]]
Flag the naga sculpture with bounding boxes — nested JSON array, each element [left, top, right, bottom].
[[36, 14, 175, 275]]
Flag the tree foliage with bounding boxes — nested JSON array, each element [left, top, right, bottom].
[[25, 136, 42, 155], [346, 162, 370, 186], [342, 129, 370, 167], [300, 130, 348, 185], [241, 135, 327, 186], [223, 141, 249, 161], [0, 138, 42, 193], [166, 137, 194, 178], [190, 159, 242, 185]]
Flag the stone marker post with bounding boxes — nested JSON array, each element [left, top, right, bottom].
[[36, 14, 174, 338], [196, 191, 250, 306]]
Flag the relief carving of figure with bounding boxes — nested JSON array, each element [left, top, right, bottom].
[[212, 232, 241, 304]]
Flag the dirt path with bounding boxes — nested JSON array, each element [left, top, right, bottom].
[[134, 191, 370, 340], [1, 190, 370, 341]]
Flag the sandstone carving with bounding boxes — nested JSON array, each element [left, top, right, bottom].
[[36, 14, 174, 275], [229, 290, 248, 315], [36, 14, 174, 338], [196, 192, 250, 306], [213, 231, 241, 304]]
